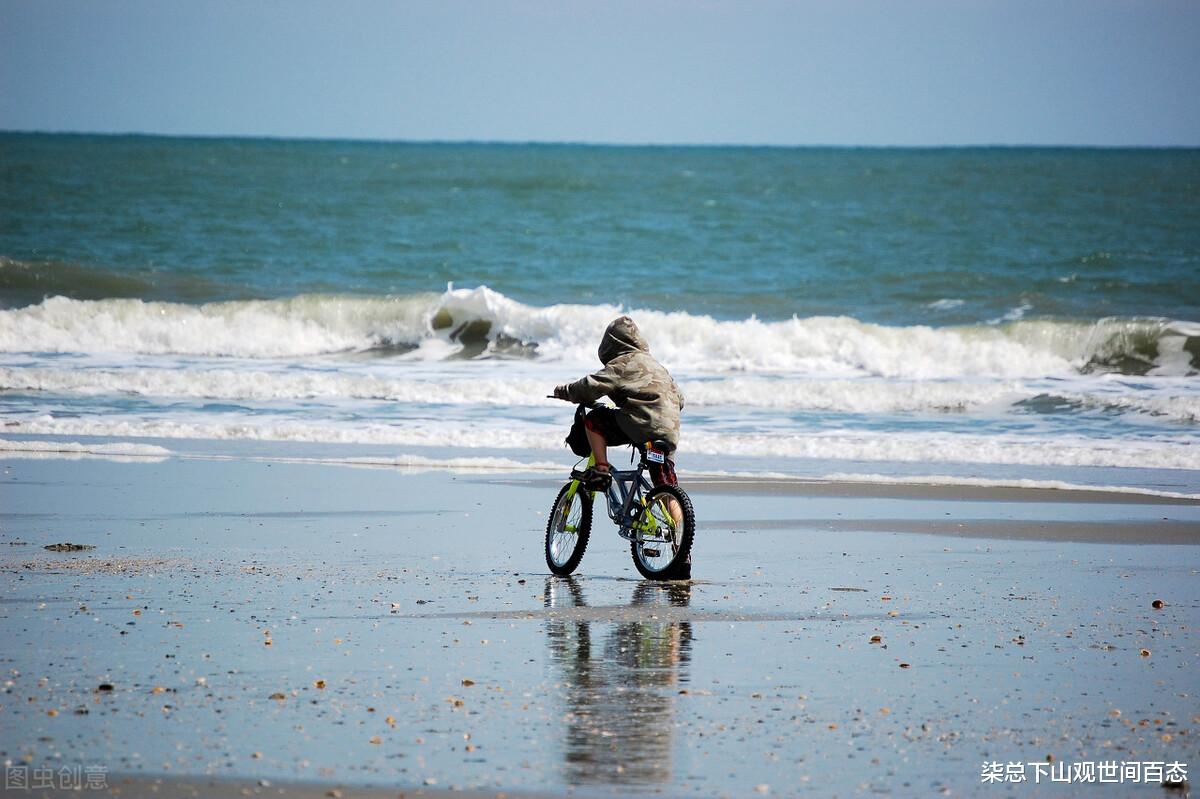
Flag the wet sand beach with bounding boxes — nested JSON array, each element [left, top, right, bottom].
[[2, 455, 1198, 797]]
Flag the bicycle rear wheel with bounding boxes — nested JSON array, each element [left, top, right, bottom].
[[545, 482, 593, 576], [630, 485, 694, 580]]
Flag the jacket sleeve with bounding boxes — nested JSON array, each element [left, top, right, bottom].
[[563, 364, 622, 405]]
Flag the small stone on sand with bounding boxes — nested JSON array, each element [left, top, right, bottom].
[[44, 543, 95, 552]]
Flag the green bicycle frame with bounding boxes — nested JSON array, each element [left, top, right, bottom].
[[563, 453, 596, 506], [563, 453, 668, 538]]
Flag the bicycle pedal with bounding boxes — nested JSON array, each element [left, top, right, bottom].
[[642, 547, 661, 558], [570, 468, 611, 490]]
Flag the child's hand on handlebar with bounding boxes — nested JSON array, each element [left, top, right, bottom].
[[550, 385, 570, 400]]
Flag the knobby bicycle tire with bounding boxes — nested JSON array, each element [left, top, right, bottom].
[[629, 484, 694, 580], [545, 482, 593, 576]]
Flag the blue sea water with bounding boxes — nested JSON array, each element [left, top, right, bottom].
[[1, 133, 1198, 494]]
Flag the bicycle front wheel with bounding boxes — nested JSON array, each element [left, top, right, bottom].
[[545, 482, 593, 576], [630, 484, 694, 580]]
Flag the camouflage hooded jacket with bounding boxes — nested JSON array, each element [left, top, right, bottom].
[[559, 316, 684, 447]]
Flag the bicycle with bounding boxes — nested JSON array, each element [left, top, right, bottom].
[[544, 405, 695, 580]]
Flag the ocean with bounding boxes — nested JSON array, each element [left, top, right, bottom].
[[2, 133, 1198, 495]]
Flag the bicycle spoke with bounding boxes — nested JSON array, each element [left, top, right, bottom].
[[633, 491, 680, 571], [545, 476, 594, 577], [549, 495, 583, 567]]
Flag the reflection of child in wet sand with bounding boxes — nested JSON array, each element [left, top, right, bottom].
[[544, 578, 693, 786]]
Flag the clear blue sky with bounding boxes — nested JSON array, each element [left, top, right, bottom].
[[2, 0, 1197, 146]]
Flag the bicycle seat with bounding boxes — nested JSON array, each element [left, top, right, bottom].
[[647, 439, 676, 454]]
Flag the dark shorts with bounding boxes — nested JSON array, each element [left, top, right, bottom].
[[583, 406, 633, 447], [584, 407, 678, 487]]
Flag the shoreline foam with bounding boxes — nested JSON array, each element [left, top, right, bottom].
[[4, 435, 1199, 501]]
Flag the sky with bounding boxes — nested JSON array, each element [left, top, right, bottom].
[[1, 0, 1198, 146]]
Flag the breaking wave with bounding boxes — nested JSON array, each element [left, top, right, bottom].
[[0, 286, 1196, 378]]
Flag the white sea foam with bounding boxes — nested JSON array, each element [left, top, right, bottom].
[[692, 471, 1200, 501], [0, 366, 553, 407], [0, 293, 436, 358], [223, 455, 1200, 499], [9, 361, 1197, 422], [1058, 390, 1200, 423], [681, 430, 1200, 471], [7, 362, 1199, 421], [816, 472, 1200, 500], [989, 302, 1033, 325], [2, 432, 1194, 499], [334, 454, 562, 474], [197, 452, 565, 475], [681, 377, 1028, 412], [7, 417, 1197, 471], [3, 287, 1195, 493], [0, 438, 171, 462], [0, 367, 1037, 414], [1, 286, 1192, 378], [6, 416, 563, 450]]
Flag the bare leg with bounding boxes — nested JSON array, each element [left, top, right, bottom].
[[650, 463, 684, 529], [584, 427, 610, 472], [667, 497, 684, 529]]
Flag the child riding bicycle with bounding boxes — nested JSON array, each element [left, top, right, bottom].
[[552, 316, 685, 491]]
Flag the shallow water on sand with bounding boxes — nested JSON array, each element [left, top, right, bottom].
[[2, 458, 1197, 796]]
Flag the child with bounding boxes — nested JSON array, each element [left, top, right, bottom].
[[552, 316, 684, 489]]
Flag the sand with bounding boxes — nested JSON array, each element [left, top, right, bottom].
[[1, 454, 1197, 797]]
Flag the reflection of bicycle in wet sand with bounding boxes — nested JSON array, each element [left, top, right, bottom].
[[543, 577, 693, 787], [544, 424, 695, 580]]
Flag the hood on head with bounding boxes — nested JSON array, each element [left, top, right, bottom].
[[598, 316, 648, 364]]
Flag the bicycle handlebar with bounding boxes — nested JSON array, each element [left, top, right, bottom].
[[548, 394, 597, 408]]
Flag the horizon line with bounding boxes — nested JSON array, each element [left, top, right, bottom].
[[2, 128, 1198, 151]]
